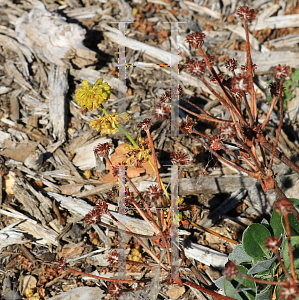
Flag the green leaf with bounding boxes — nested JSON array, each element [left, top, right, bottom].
[[247, 256, 277, 275], [270, 209, 284, 237], [291, 69, 299, 81], [229, 244, 252, 265], [282, 236, 299, 271], [256, 286, 274, 300], [282, 214, 299, 236], [243, 224, 271, 259], [214, 276, 225, 290], [288, 198, 299, 211], [224, 265, 257, 300]]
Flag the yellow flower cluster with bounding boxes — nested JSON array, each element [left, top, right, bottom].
[[125, 136, 151, 167], [90, 113, 129, 135], [75, 78, 111, 110]]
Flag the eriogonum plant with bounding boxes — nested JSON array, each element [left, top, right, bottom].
[[52, 5, 299, 300]]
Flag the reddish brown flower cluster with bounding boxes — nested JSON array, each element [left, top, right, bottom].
[[85, 200, 108, 224], [223, 261, 238, 279], [137, 118, 151, 131], [210, 73, 224, 84], [280, 281, 299, 300], [236, 6, 257, 22], [144, 185, 163, 202], [107, 282, 123, 299], [225, 59, 238, 72], [54, 257, 67, 272], [264, 236, 281, 251], [111, 162, 127, 177], [231, 74, 250, 94], [269, 82, 280, 97], [170, 151, 191, 165], [107, 249, 119, 267], [274, 64, 290, 79], [208, 136, 223, 151], [153, 103, 170, 120], [182, 116, 195, 133], [186, 32, 205, 48], [94, 142, 112, 158], [186, 60, 206, 78], [220, 123, 236, 139], [274, 199, 294, 215], [160, 90, 171, 103], [241, 63, 257, 75]]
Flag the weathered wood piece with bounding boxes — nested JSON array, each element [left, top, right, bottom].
[[55, 148, 83, 180], [48, 65, 68, 142], [178, 176, 256, 195], [72, 137, 113, 170], [226, 25, 270, 53], [250, 14, 299, 31], [220, 49, 299, 72], [13, 177, 53, 224], [0, 221, 27, 253], [184, 1, 222, 19], [15, 2, 97, 68]]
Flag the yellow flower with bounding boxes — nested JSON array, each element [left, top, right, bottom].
[[125, 136, 151, 167], [90, 113, 129, 135], [75, 78, 111, 110]]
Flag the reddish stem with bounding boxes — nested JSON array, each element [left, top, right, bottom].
[[237, 272, 287, 286], [273, 249, 293, 282], [269, 79, 283, 168], [182, 279, 237, 300], [179, 105, 232, 124], [283, 213, 297, 280], [244, 21, 257, 121], [261, 95, 277, 130]]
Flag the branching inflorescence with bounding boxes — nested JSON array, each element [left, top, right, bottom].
[[52, 5, 299, 300]]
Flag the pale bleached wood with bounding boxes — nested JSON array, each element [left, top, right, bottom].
[[250, 14, 299, 31], [13, 177, 53, 224], [268, 34, 299, 48], [180, 238, 228, 268], [219, 49, 299, 73], [47, 287, 104, 300], [103, 30, 172, 65], [15, 2, 97, 68], [0, 221, 27, 253], [177, 176, 256, 195], [4, 61, 35, 92], [226, 25, 270, 53], [72, 137, 113, 170], [0, 207, 58, 247], [184, 1, 223, 19], [55, 148, 83, 180], [0, 34, 32, 78], [48, 64, 68, 142]]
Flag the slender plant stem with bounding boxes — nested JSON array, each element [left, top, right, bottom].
[[189, 221, 238, 244], [262, 142, 299, 175], [269, 79, 283, 168], [283, 213, 297, 280], [237, 273, 286, 286], [243, 21, 257, 121], [179, 105, 231, 124], [242, 92, 254, 125], [273, 249, 293, 281], [182, 279, 237, 300], [185, 129, 256, 176], [261, 95, 277, 130], [199, 49, 247, 126]]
